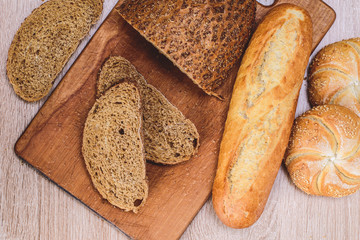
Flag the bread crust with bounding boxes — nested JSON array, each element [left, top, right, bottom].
[[117, 0, 256, 97], [212, 4, 313, 228], [285, 105, 360, 198], [308, 38, 360, 116]]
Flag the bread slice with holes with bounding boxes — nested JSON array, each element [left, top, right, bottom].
[[97, 56, 199, 164], [82, 81, 148, 213], [6, 0, 103, 102]]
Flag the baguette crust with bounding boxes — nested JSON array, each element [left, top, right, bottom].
[[212, 4, 313, 228]]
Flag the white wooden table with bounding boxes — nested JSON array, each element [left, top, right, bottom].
[[1, 1, 359, 239]]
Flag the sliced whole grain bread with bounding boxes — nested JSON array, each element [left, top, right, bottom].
[[7, 0, 103, 102], [117, 0, 256, 97], [82, 81, 148, 213], [97, 56, 199, 164]]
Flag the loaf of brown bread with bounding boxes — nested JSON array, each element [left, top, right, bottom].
[[97, 56, 199, 164], [212, 4, 313, 228], [7, 0, 103, 102], [117, 0, 256, 97], [82, 81, 148, 213], [285, 105, 360, 198], [308, 38, 360, 116]]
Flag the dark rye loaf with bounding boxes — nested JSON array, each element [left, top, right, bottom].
[[7, 0, 103, 102], [97, 56, 199, 164], [82, 81, 148, 213], [117, 0, 256, 97]]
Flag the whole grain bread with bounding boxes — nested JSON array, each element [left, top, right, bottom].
[[97, 56, 199, 164], [117, 0, 256, 97], [7, 0, 103, 102], [82, 81, 148, 213]]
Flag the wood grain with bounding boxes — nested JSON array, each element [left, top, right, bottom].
[[13, 4, 236, 240], [12, 1, 334, 240], [0, 0, 358, 240]]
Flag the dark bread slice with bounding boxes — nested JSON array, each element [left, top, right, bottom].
[[82, 81, 148, 213], [117, 0, 256, 97], [98, 56, 199, 164], [7, 0, 103, 102]]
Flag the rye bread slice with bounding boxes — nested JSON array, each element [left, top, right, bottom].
[[97, 56, 199, 164], [6, 0, 103, 102], [82, 81, 148, 213], [117, 0, 256, 97]]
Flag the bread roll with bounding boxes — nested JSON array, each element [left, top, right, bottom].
[[308, 38, 360, 116], [212, 4, 312, 228], [285, 105, 360, 197]]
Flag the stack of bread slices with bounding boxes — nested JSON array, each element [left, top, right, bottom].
[[82, 56, 199, 213]]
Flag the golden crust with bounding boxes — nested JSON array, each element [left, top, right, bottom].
[[117, 0, 256, 96], [285, 105, 360, 198], [308, 38, 360, 116], [212, 4, 313, 228]]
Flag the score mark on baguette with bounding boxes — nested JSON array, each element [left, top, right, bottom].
[[212, 4, 313, 228]]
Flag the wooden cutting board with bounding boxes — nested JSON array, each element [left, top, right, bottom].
[[15, 1, 335, 239]]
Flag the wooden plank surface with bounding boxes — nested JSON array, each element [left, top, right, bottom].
[[0, 0, 358, 239], [12, 1, 335, 239]]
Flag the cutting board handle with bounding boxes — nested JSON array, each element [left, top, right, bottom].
[[257, 0, 332, 10]]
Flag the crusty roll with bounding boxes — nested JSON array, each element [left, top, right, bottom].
[[308, 38, 360, 116], [285, 105, 360, 197], [212, 4, 313, 228]]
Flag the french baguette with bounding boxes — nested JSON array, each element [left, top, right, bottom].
[[212, 4, 313, 228]]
